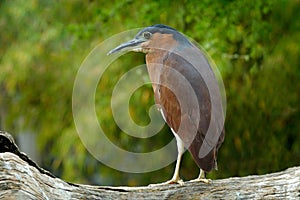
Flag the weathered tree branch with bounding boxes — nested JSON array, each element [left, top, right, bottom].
[[0, 131, 299, 199]]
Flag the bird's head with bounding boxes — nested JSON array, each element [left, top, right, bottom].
[[108, 24, 192, 55]]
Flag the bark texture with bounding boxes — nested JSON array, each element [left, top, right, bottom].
[[0, 131, 299, 200]]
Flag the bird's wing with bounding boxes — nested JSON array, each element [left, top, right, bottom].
[[159, 47, 225, 171]]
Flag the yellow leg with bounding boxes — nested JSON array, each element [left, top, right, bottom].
[[168, 147, 184, 185], [189, 169, 211, 183], [149, 134, 185, 186], [198, 168, 205, 179]]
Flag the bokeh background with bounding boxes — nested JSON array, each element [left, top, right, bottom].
[[0, 0, 299, 186]]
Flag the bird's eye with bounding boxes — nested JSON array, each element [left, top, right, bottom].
[[143, 31, 152, 39]]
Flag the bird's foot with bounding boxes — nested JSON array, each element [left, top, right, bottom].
[[148, 178, 184, 187], [188, 178, 211, 184]]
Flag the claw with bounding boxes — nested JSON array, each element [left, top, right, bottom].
[[187, 169, 211, 184], [148, 178, 184, 187], [188, 178, 211, 184]]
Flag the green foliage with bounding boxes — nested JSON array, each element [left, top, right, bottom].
[[0, 0, 299, 186]]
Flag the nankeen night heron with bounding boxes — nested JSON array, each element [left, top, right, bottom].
[[108, 24, 225, 185]]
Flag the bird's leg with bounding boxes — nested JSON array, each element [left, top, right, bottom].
[[149, 134, 185, 186], [168, 145, 184, 185], [189, 169, 211, 183]]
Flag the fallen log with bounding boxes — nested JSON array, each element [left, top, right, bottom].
[[0, 131, 299, 199]]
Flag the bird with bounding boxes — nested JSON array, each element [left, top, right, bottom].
[[108, 24, 225, 185]]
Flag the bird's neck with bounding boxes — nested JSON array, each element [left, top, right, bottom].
[[145, 50, 168, 93]]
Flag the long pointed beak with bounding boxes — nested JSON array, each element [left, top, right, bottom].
[[107, 38, 145, 55]]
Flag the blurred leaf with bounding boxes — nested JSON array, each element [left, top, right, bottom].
[[0, 0, 299, 186]]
